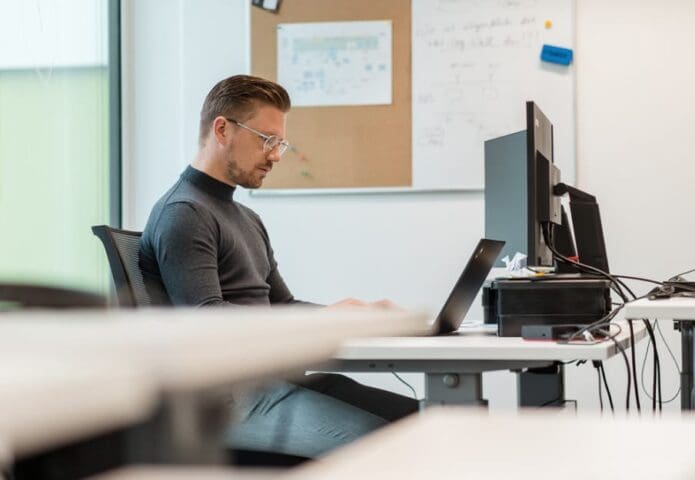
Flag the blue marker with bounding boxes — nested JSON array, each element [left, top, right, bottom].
[[541, 44, 573, 66]]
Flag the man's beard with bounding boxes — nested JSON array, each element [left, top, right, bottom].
[[225, 156, 262, 189]]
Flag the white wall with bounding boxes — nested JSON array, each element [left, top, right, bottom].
[[121, 0, 250, 227], [122, 0, 695, 412], [572, 0, 695, 412]]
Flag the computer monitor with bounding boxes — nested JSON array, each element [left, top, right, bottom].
[[484, 102, 562, 268], [553, 183, 610, 273]]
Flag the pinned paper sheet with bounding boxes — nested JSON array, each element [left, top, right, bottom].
[[277, 20, 392, 107]]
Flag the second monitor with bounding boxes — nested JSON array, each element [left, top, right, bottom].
[[484, 101, 562, 269]]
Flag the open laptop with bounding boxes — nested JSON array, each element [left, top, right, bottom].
[[429, 238, 505, 335]]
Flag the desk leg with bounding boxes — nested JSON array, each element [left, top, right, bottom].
[[127, 389, 231, 464], [678, 321, 695, 410], [517, 364, 564, 407], [425, 373, 485, 407]]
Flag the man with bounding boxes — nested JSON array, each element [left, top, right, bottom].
[[139, 75, 417, 458]]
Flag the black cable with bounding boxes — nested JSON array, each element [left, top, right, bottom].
[[596, 325, 631, 410], [655, 321, 663, 411], [542, 223, 630, 303], [670, 266, 695, 279], [542, 222, 666, 413], [564, 323, 626, 411], [613, 274, 666, 413], [391, 371, 419, 400], [595, 362, 604, 412], [539, 398, 578, 410], [612, 275, 667, 286], [641, 320, 662, 411], [628, 320, 641, 412], [649, 324, 657, 411], [621, 274, 662, 411], [599, 363, 614, 412], [656, 320, 681, 376], [640, 323, 681, 404], [615, 279, 663, 412], [564, 305, 623, 344]]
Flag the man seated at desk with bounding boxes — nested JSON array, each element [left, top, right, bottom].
[[139, 75, 417, 458]]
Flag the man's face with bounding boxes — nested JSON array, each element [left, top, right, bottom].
[[223, 105, 286, 189]]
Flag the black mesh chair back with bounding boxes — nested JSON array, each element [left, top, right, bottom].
[[0, 284, 107, 311], [91, 225, 169, 307]]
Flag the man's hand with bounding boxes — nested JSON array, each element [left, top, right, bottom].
[[326, 298, 403, 310], [326, 298, 370, 309], [369, 299, 403, 310]]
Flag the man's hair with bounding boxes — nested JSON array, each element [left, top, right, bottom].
[[198, 74, 291, 146]]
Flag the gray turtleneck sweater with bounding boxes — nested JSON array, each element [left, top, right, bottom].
[[139, 165, 306, 307]]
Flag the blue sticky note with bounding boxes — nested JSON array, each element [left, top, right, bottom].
[[541, 44, 573, 66]]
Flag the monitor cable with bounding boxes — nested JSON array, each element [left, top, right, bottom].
[[597, 324, 632, 411], [391, 371, 419, 402], [640, 320, 681, 404], [628, 319, 641, 412], [594, 360, 614, 413], [542, 222, 646, 411], [543, 222, 667, 411]]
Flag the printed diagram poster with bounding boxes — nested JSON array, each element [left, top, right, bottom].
[[277, 20, 392, 107]]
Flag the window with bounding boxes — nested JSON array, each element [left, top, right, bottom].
[[0, 0, 120, 293]]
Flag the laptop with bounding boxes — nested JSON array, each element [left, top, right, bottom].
[[430, 238, 505, 335]]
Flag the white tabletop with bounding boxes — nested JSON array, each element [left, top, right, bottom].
[[625, 297, 695, 320], [0, 307, 428, 393], [336, 320, 645, 362], [88, 466, 279, 480], [0, 355, 156, 460], [290, 407, 695, 480], [0, 440, 10, 469], [0, 307, 427, 462]]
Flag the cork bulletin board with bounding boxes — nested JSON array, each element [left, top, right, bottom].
[[251, 0, 412, 190], [251, 0, 576, 193]]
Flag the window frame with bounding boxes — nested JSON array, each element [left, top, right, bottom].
[[108, 0, 122, 227]]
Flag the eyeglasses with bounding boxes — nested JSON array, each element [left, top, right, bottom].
[[226, 118, 290, 156]]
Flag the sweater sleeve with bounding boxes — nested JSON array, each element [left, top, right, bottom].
[[152, 202, 231, 306]]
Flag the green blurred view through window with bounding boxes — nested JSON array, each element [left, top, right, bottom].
[[0, 0, 116, 294]]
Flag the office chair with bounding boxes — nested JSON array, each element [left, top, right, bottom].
[[91, 225, 169, 307], [91, 225, 308, 467], [0, 283, 107, 310]]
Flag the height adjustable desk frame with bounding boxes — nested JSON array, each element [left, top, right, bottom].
[[332, 358, 559, 407], [331, 324, 644, 407]]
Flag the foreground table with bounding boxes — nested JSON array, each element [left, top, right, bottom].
[[290, 407, 695, 479], [0, 307, 427, 476], [88, 465, 278, 480], [0, 355, 157, 479]]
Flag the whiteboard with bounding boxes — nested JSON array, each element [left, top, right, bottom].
[[412, 0, 576, 190]]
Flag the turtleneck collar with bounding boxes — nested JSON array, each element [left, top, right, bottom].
[[181, 165, 236, 202]]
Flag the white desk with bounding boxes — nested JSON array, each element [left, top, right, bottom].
[[333, 321, 646, 406], [625, 297, 695, 410], [290, 407, 695, 480], [0, 307, 427, 469]]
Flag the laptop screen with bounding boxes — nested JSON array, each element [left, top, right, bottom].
[[434, 239, 505, 334]]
